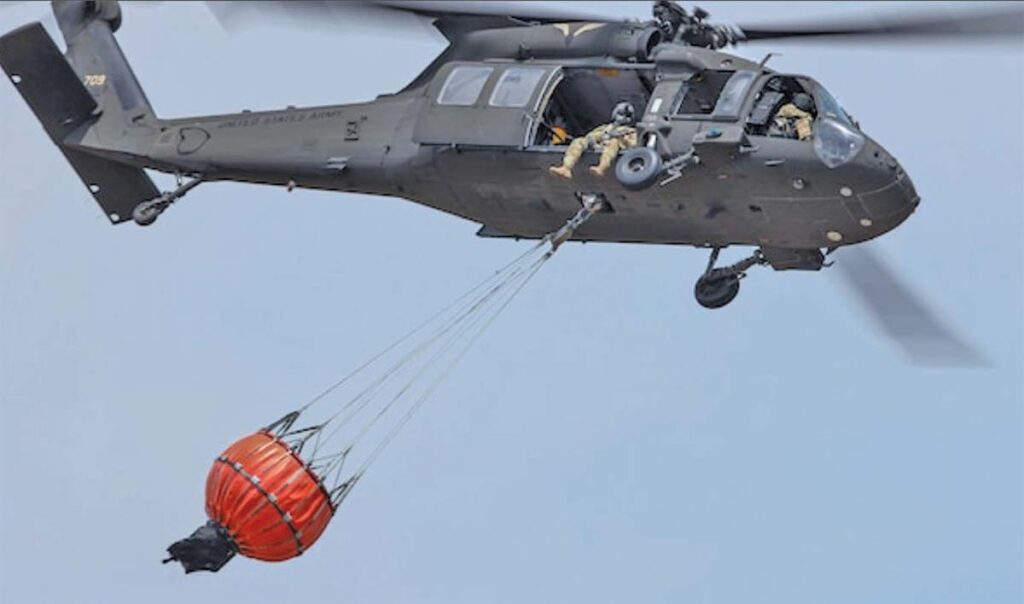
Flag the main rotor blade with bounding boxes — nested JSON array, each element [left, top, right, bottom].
[[735, 6, 1024, 44], [368, 1, 613, 22], [205, 1, 425, 34], [834, 246, 986, 367], [204, 0, 612, 35]]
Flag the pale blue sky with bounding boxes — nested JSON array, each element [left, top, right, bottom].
[[1, 2, 1021, 603]]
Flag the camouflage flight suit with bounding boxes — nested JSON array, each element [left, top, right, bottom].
[[549, 123, 638, 179], [774, 103, 813, 141]]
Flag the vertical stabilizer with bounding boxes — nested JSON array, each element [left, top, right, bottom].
[[52, 0, 154, 123]]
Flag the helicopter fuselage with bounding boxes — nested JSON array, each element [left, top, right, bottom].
[[115, 48, 918, 258], [3, 7, 919, 272]]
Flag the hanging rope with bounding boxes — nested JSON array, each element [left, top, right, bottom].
[[312, 245, 547, 453], [311, 250, 549, 482], [295, 240, 548, 415], [353, 251, 552, 477], [267, 199, 606, 506]]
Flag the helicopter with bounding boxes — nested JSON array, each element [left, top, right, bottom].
[[1, 0, 1021, 364]]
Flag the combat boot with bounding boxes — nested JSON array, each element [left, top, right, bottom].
[[549, 165, 573, 179]]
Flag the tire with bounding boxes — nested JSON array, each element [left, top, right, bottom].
[[615, 147, 663, 191], [694, 275, 740, 309], [132, 201, 161, 227]]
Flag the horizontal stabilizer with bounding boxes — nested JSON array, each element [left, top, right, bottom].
[[61, 146, 160, 223], [0, 22, 158, 224], [0, 22, 97, 141]]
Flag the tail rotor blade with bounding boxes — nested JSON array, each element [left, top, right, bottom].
[[834, 246, 987, 367]]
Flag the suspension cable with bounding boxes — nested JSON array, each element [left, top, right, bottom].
[[295, 240, 547, 415], [310, 246, 546, 459], [352, 252, 552, 477], [293, 197, 605, 495]]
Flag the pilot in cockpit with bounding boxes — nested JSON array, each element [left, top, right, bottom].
[[771, 92, 815, 141]]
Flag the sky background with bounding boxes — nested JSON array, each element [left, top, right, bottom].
[[1, 1, 1021, 603]]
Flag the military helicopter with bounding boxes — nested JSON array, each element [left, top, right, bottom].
[[1, 0, 1021, 364]]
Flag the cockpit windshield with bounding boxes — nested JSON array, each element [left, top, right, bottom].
[[810, 81, 865, 168], [813, 82, 854, 128]]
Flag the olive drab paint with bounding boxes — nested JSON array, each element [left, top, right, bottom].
[[2, 0, 950, 315]]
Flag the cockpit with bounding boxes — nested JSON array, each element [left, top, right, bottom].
[[745, 75, 817, 139], [743, 74, 866, 167]]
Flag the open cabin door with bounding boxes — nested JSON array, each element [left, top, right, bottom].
[[413, 62, 560, 147]]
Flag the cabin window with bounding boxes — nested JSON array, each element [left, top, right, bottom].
[[438, 66, 494, 106], [489, 67, 547, 108]]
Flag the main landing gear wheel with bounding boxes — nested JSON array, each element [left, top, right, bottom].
[[692, 247, 768, 310], [694, 274, 741, 309]]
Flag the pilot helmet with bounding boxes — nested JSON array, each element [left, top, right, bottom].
[[792, 93, 814, 113], [612, 102, 636, 126]]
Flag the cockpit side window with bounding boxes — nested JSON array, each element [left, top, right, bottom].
[[745, 75, 818, 140], [489, 67, 547, 108], [438, 66, 494, 106], [671, 70, 735, 115], [711, 70, 757, 119]]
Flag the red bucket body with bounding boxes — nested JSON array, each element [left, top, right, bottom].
[[205, 432, 334, 561]]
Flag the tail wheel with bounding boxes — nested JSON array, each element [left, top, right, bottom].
[[132, 198, 164, 226]]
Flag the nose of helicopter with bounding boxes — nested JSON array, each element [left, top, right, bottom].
[[847, 139, 920, 237]]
